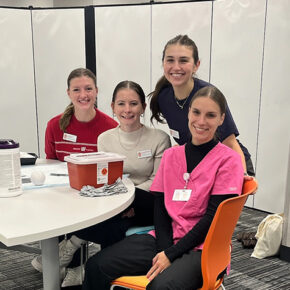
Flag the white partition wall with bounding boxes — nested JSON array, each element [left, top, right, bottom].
[[151, 1, 212, 86], [151, 1, 212, 136], [95, 5, 151, 123], [32, 8, 86, 158], [211, 0, 266, 206], [0, 9, 38, 153], [255, 0, 290, 213], [0, 1, 290, 213]]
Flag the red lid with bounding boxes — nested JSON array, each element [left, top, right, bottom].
[[64, 152, 126, 165]]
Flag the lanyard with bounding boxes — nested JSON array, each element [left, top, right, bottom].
[[183, 172, 190, 189]]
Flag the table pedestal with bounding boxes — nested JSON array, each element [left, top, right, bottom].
[[41, 237, 60, 290]]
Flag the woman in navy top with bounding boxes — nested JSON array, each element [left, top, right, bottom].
[[149, 34, 254, 176]]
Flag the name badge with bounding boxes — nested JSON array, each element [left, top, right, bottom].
[[172, 189, 192, 201], [137, 150, 152, 159], [169, 129, 180, 139], [63, 133, 77, 142]]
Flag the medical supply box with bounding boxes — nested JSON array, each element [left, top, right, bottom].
[[64, 152, 126, 190]]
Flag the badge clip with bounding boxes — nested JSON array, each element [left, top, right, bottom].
[[183, 172, 190, 189]]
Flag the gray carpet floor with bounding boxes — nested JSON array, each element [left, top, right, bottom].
[[1, 207, 290, 290]]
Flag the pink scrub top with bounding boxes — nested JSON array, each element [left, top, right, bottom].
[[150, 142, 244, 250]]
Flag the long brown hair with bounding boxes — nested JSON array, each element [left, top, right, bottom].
[[59, 68, 97, 132], [149, 35, 199, 123]]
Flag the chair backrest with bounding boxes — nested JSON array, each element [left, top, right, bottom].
[[200, 179, 258, 290]]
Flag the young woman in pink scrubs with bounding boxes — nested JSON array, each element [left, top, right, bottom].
[[82, 86, 244, 290]]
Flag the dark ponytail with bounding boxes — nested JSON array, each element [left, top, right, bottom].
[[148, 76, 170, 123]]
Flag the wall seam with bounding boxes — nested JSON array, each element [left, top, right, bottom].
[[29, 8, 40, 158], [208, 0, 213, 83], [84, 6, 96, 76], [254, 0, 268, 207], [150, 3, 153, 94]]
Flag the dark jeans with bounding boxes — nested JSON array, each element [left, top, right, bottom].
[[70, 188, 154, 244], [67, 188, 154, 267], [82, 234, 203, 290]]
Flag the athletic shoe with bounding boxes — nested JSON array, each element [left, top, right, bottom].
[[31, 239, 78, 272], [31, 255, 66, 279], [61, 265, 85, 287], [59, 239, 79, 268], [31, 255, 43, 272]]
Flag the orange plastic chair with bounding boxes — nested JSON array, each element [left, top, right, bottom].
[[111, 179, 258, 290]]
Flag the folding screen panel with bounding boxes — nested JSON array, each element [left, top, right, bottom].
[[32, 8, 86, 158], [94, 5, 151, 123], [151, 1, 212, 137], [0, 1, 289, 214], [151, 1, 212, 86], [211, 0, 266, 170], [0, 9, 38, 153], [255, 0, 290, 213], [211, 0, 266, 207]]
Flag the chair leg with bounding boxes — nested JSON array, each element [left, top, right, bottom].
[[110, 285, 131, 290], [80, 243, 84, 281], [80, 241, 89, 282], [85, 242, 89, 261]]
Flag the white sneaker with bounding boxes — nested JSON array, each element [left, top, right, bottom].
[[31, 255, 43, 272], [31, 239, 78, 272], [59, 239, 79, 268], [61, 265, 85, 287], [31, 255, 66, 279]]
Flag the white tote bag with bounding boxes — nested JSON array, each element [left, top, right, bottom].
[[251, 213, 284, 259]]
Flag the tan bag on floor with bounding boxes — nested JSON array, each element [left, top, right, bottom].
[[251, 213, 284, 259]]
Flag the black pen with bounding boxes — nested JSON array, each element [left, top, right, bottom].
[[50, 173, 69, 176]]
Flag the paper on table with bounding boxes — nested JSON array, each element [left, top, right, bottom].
[[21, 162, 69, 190], [20, 152, 35, 158], [79, 178, 128, 197]]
